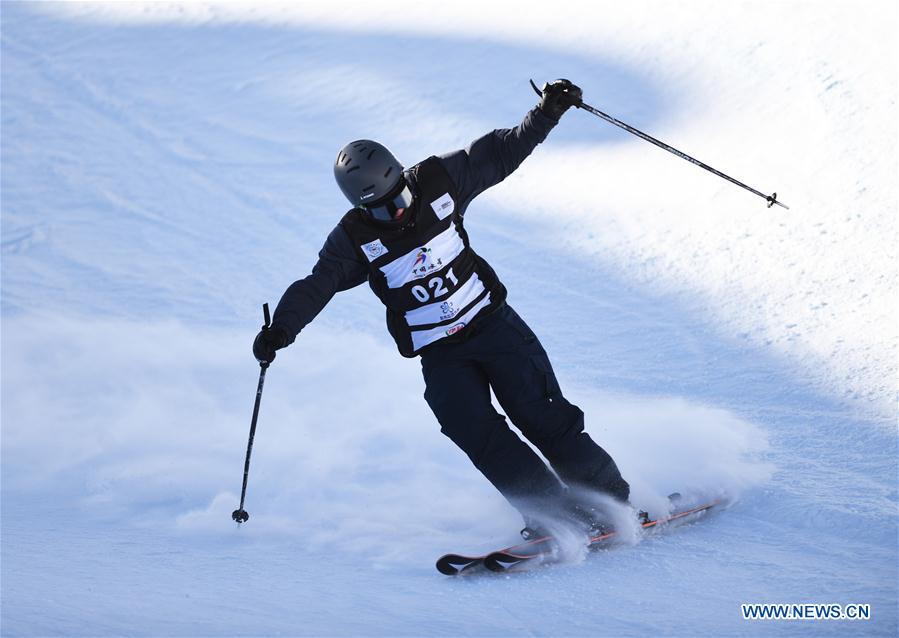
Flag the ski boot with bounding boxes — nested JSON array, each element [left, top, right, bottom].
[[632, 492, 681, 525], [519, 525, 545, 541], [566, 501, 614, 537], [519, 515, 550, 541]]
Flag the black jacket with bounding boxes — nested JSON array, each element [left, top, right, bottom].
[[271, 107, 558, 348]]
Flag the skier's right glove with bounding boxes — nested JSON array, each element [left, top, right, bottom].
[[252, 326, 289, 364], [537, 79, 583, 121]]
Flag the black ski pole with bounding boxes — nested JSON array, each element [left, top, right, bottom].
[[530, 79, 789, 209], [232, 302, 272, 524]]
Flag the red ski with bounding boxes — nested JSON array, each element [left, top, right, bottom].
[[436, 499, 720, 575]]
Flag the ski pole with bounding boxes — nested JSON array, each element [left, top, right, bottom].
[[530, 79, 789, 209], [232, 302, 272, 524]]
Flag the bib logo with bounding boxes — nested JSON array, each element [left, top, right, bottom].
[[439, 301, 456, 321], [412, 247, 430, 269], [445, 322, 466, 336], [411, 247, 444, 278]]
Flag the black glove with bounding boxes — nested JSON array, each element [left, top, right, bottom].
[[537, 78, 583, 121], [252, 326, 289, 364]]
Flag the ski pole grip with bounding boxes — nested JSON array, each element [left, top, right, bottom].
[[262, 302, 271, 329]]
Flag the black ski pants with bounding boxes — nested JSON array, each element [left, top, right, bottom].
[[420, 303, 629, 519]]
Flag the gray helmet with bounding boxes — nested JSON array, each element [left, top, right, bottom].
[[334, 140, 404, 208]]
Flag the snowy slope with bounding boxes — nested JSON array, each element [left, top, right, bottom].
[[2, 1, 897, 636]]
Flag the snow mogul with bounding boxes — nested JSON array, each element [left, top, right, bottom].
[[253, 79, 630, 539]]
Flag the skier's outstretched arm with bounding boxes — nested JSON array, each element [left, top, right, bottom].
[[253, 224, 367, 362], [438, 79, 583, 210]]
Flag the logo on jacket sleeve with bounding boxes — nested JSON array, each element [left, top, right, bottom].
[[361, 239, 388, 262], [430, 193, 455, 220]]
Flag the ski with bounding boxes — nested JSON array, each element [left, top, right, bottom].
[[482, 500, 720, 573], [436, 498, 720, 576], [435, 534, 556, 575]]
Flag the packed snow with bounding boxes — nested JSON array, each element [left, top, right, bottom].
[[2, 1, 896, 636]]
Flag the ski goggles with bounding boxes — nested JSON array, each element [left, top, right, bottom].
[[362, 181, 414, 222]]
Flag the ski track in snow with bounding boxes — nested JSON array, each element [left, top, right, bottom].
[[2, 2, 896, 636]]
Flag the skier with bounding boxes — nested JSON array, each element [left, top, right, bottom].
[[253, 79, 630, 538]]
